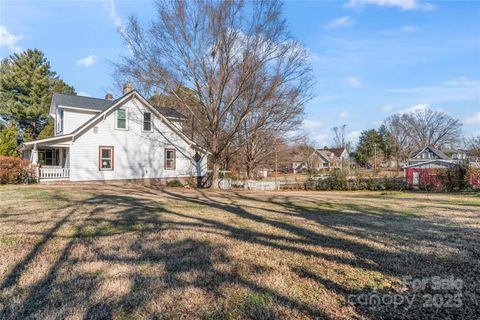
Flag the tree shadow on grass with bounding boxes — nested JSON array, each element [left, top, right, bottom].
[[160, 189, 480, 319], [1, 188, 479, 319], [1, 192, 328, 319]]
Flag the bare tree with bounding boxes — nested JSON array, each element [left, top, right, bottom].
[[466, 135, 480, 159], [332, 124, 347, 149], [383, 114, 413, 166], [115, 0, 312, 188], [383, 108, 462, 162], [235, 84, 305, 178]]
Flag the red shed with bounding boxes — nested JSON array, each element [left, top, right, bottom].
[[404, 160, 457, 188]]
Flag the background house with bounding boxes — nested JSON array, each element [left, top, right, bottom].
[[292, 147, 350, 173], [404, 146, 479, 188]]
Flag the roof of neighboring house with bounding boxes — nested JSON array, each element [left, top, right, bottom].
[[51, 93, 187, 119], [403, 159, 458, 169], [411, 146, 449, 160], [152, 105, 187, 120], [292, 154, 306, 162], [316, 150, 340, 163], [321, 147, 346, 158]]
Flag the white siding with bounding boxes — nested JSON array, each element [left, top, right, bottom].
[[62, 108, 97, 134], [69, 97, 207, 182]]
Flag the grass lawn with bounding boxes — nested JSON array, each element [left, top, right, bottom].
[[0, 185, 479, 319]]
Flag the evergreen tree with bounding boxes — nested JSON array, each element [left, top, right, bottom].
[[0, 49, 75, 141], [355, 127, 396, 168], [0, 123, 20, 156], [356, 129, 382, 167], [37, 118, 54, 140]]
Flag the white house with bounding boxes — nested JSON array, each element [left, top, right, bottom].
[[19, 84, 208, 184], [292, 147, 350, 174]]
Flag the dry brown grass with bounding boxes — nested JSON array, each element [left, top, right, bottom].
[[0, 185, 479, 319]]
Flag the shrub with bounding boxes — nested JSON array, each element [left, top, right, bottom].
[[439, 166, 467, 192], [466, 167, 480, 189], [0, 156, 32, 184], [166, 179, 184, 187]]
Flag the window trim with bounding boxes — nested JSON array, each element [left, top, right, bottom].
[[164, 148, 176, 170], [99, 146, 114, 171], [142, 111, 153, 132], [115, 108, 128, 130]]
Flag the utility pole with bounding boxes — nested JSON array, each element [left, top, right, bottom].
[[374, 142, 377, 172]]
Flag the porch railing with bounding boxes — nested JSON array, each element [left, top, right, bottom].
[[39, 167, 70, 179]]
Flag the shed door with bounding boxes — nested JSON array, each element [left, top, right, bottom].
[[413, 172, 420, 185]]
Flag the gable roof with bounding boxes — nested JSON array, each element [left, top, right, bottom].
[[50, 93, 187, 120], [320, 147, 346, 158], [22, 90, 208, 154], [411, 146, 449, 160]]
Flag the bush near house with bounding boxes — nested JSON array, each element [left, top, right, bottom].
[[166, 179, 184, 187], [0, 156, 32, 184]]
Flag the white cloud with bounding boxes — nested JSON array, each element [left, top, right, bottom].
[[345, 76, 362, 88], [325, 16, 354, 30], [442, 76, 479, 87], [387, 79, 480, 104], [76, 55, 97, 67], [314, 134, 330, 147], [347, 131, 362, 146], [103, 0, 130, 48], [0, 25, 23, 53], [302, 119, 323, 130], [345, 0, 435, 11], [398, 103, 431, 114], [305, 47, 321, 62], [382, 104, 393, 112], [400, 25, 417, 32], [77, 91, 91, 97], [463, 113, 480, 125], [338, 111, 350, 118]]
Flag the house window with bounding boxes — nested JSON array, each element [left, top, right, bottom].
[[57, 109, 63, 133], [165, 148, 175, 170], [143, 112, 152, 131], [99, 146, 114, 171], [116, 108, 127, 129]]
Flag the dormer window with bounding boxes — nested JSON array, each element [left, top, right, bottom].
[[116, 108, 128, 130]]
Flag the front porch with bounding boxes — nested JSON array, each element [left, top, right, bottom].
[[19, 135, 73, 182], [37, 147, 70, 180]]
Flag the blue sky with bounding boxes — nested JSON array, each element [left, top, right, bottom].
[[1, 0, 479, 146]]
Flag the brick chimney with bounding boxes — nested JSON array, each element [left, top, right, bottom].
[[123, 82, 133, 95], [105, 93, 113, 100]]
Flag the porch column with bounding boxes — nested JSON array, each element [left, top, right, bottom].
[[31, 144, 38, 165], [59, 148, 64, 167]]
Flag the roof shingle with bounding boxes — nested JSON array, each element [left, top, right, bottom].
[[51, 93, 187, 119]]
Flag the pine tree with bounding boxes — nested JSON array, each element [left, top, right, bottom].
[[0, 123, 20, 157], [0, 49, 75, 141]]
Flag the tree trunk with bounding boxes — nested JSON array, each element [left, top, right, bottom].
[[211, 161, 220, 190], [246, 164, 252, 180]]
